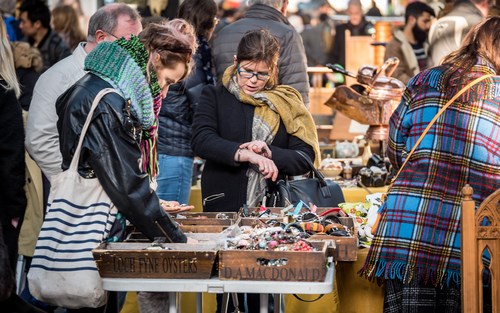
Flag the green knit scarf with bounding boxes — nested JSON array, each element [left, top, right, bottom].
[[84, 36, 162, 177]]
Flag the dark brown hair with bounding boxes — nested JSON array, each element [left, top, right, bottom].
[[177, 0, 218, 39], [236, 29, 280, 88]]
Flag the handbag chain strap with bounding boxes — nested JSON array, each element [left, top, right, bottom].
[[69, 88, 118, 172], [388, 74, 494, 188]]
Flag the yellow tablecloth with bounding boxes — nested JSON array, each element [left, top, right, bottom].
[[121, 185, 387, 313]]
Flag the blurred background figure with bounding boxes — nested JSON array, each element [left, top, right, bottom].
[[11, 41, 43, 111], [138, 0, 180, 21], [427, 0, 491, 67], [56, 0, 89, 33], [51, 5, 86, 51], [18, 0, 71, 72], [301, 12, 334, 68], [366, 0, 383, 16], [384, 1, 435, 84], [426, 0, 445, 17], [0, 0, 21, 41], [330, 0, 375, 70], [210, 3, 242, 45], [156, 0, 218, 205]]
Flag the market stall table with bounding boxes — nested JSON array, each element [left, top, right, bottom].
[[188, 183, 388, 209], [103, 265, 334, 313], [119, 184, 387, 313]]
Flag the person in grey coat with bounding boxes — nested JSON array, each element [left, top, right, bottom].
[[427, 0, 490, 67], [212, 0, 310, 107]]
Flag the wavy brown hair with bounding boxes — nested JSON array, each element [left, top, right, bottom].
[[139, 19, 198, 81]]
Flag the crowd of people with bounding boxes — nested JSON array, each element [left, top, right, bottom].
[[0, 0, 499, 313]]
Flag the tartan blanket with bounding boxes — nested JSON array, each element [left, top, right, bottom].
[[360, 58, 500, 287]]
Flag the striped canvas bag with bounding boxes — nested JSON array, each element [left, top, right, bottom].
[[28, 89, 119, 309]]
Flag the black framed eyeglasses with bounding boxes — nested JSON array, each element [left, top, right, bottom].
[[237, 65, 270, 81], [101, 30, 119, 40]]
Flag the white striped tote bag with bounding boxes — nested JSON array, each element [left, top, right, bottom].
[[28, 89, 119, 309]]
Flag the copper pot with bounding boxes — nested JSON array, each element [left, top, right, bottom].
[[325, 58, 405, 126]]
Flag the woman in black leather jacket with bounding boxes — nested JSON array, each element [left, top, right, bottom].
[[56, 20, 198, 243]]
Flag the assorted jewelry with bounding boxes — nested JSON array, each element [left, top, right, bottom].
[[225, 226, 316, 252], [243, 201, 353, 238]]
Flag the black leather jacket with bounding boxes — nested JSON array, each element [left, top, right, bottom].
[[56, 74, 187, 243]]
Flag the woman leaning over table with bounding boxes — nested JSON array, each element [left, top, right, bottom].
[[55, 19, 198, 313], [57, 19, 198, 245], [360, 16, 500, 313], [192, 29, 321, 313]]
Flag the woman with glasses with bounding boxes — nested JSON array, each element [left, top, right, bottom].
[[192, 28, 320, 213], [193, 27, 320, 313]]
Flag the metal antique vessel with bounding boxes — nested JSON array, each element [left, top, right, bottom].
[[324, 57, 405, 141]]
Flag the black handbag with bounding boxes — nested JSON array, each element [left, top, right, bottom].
[[267, 150, 345, 207]]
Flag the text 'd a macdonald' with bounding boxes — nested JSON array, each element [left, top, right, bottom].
[[111, 256, 198, 274], [221, 266, 323, 281]]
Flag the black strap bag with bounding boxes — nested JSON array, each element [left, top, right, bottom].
[[267, 150, 345, 207]]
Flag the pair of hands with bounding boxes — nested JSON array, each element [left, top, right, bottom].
[[237, 140, 278, 181]]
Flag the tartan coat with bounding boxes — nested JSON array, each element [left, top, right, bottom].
[[361, 57, 500, 286]]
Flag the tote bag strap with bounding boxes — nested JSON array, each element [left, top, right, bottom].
[[69, 88, 119, 172], [390, 74, 494, 184]]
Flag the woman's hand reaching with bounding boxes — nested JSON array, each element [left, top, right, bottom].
[[159, 200, 195, 214]]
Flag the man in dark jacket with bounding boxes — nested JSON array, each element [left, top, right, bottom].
[[18, 0, 71, 72], [212, 0, 310, 106], [330, 0, 374, 69]]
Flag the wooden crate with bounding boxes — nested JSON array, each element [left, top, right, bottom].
[[174, 212, 237, 226], [180, 225, 228, 233], [219, 241, 328, 282], [92, 242, 218, 279], [309, 216, 358, 262]]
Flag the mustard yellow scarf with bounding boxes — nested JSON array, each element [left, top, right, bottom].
[[222, 65, 321, 167]]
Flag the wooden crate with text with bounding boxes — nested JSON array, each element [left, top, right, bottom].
[[92, 242, 218, 279], [219, 241, 328, 282]]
